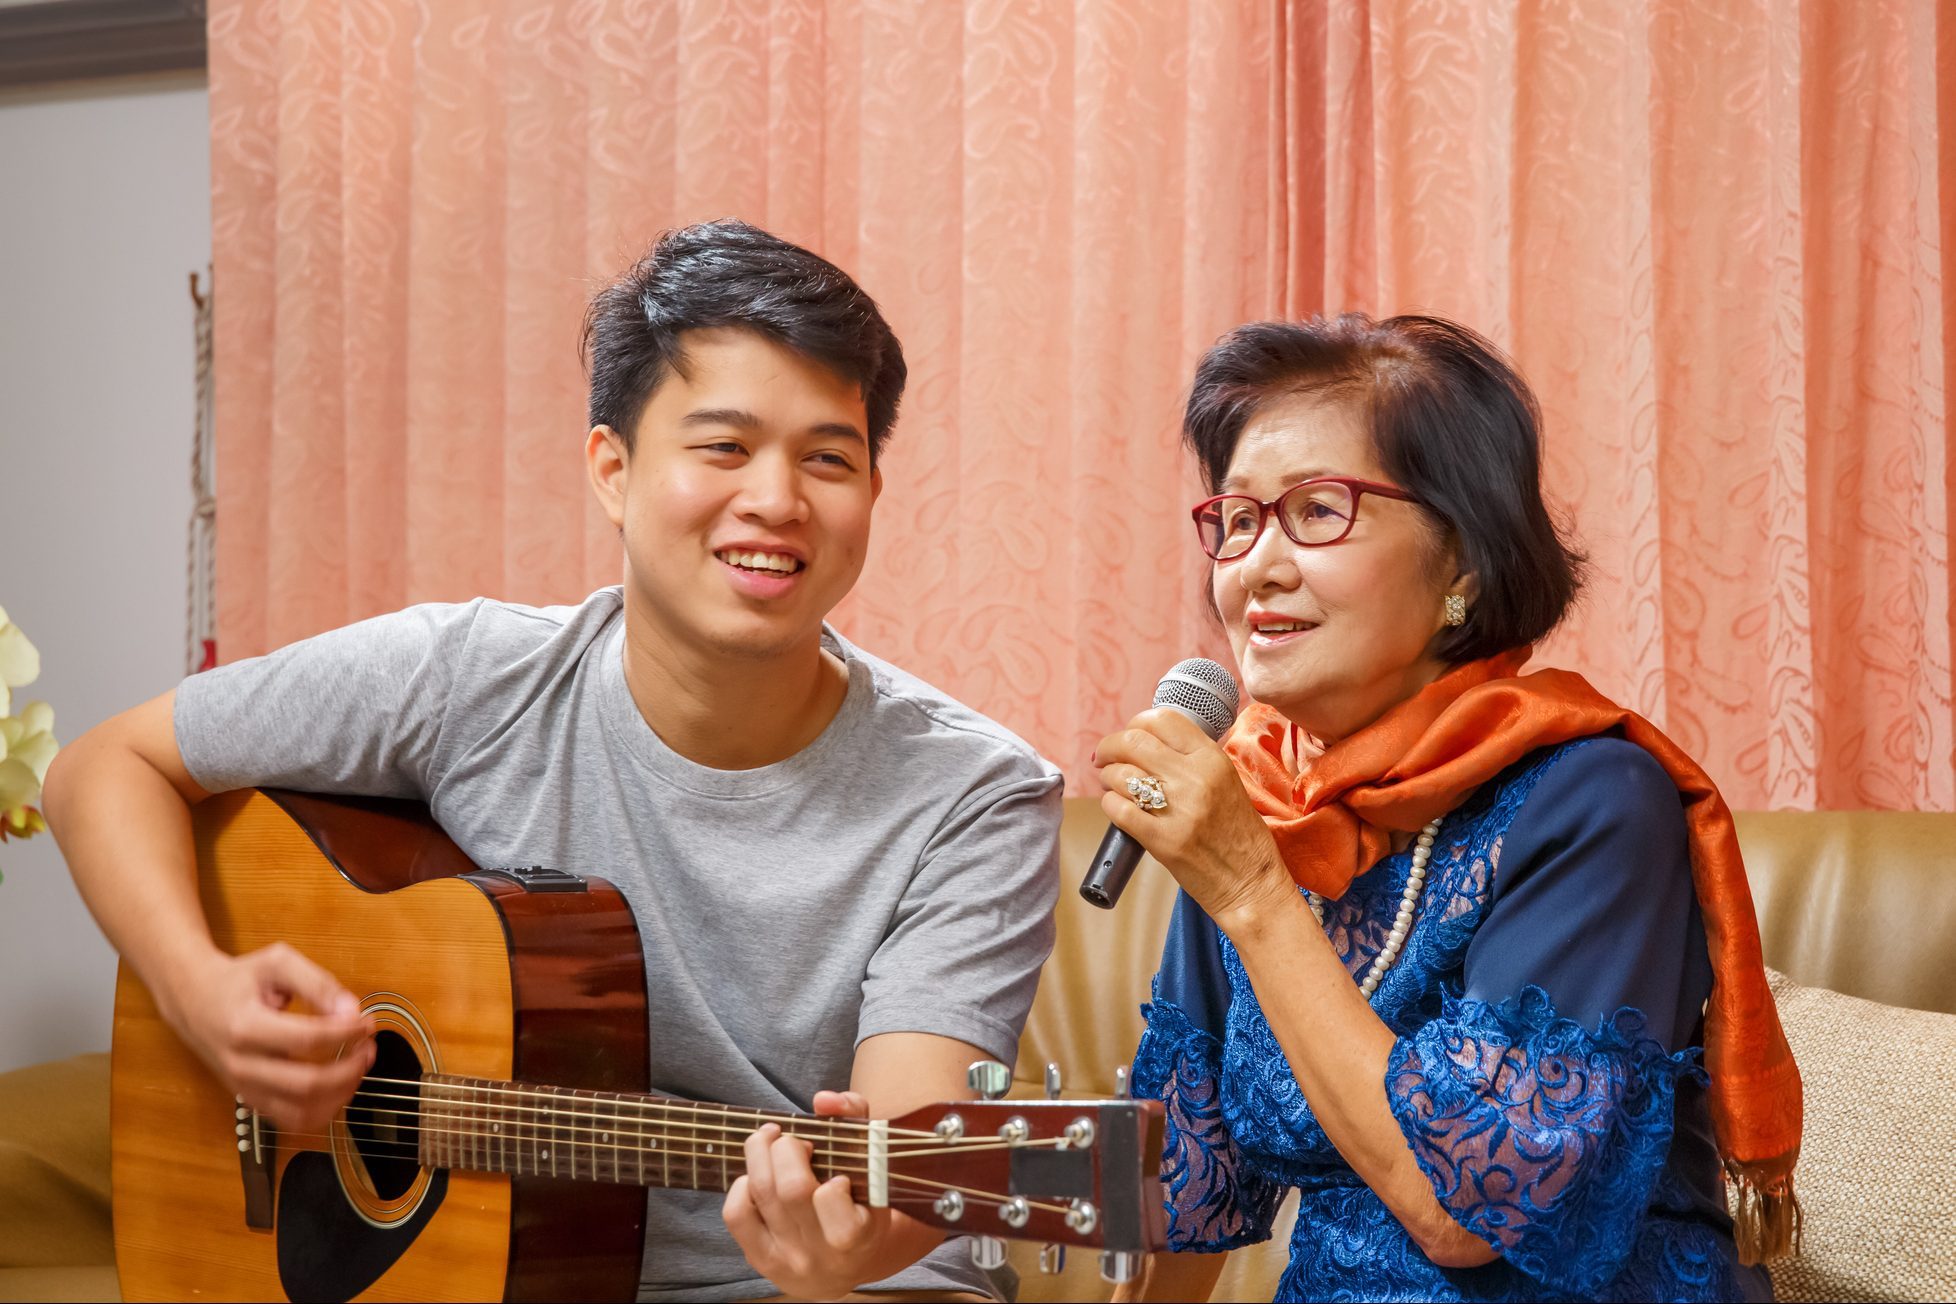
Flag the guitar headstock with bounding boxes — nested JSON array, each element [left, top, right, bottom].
[[881, 1061, 1166, 1273]]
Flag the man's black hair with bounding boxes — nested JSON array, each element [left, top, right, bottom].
[[582, 219, 907, 462]]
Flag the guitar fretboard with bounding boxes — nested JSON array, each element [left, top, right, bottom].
[[412, 1074, 870, 1194]]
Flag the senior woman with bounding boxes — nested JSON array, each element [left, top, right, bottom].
[[1093, 315, 1802, 1302]]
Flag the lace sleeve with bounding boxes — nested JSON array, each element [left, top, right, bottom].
[[1384, 986, 1702, 1295], [1130, 988, 1284, 1253]]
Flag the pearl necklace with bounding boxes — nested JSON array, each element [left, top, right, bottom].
[[1307, 817, 1443, 1001]]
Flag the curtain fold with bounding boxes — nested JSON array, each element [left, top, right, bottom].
[[210, 0, 1953, 808]]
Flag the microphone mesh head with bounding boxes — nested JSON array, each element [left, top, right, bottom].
[[1152, 658, 1240, 740]]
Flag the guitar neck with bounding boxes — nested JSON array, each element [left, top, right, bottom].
[[411, 1073, 871, 1195]]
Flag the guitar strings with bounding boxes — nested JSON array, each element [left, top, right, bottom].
[[317, 1104, 1079, 1169], [244, 1122, 1074, 1215], [233, 1073, 1103, 1216], [354, 1076, 1084, 1150], [331, 1100, 1077, 1161], [361, 1074, 950, 1140], [340, 1082, 1061, 1150]]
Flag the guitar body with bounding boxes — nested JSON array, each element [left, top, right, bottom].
[[111, 789, 650, 1303]]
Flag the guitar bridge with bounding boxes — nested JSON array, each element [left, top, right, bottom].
[[234, 1097, 276, 1230]]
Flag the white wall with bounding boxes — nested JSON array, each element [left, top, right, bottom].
[[0, 73, 209, 1073]]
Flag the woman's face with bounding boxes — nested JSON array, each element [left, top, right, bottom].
[[1212, 395, 1467, 745]]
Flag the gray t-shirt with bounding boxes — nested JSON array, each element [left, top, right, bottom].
[[174, 587, 1062, 1300]]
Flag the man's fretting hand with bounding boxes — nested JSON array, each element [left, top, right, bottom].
[[722, 1090, 915, 1299]]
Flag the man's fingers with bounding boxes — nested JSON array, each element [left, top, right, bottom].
[[765, 1129, 829, 1247], [233, 1039, 367, 1100], [743, 1123, 825, 1244], [231, 1002, 373, 1060], [236, 1040, 374, 1130], [742, 1123, 781, 1210], [722, 1174, 781, 1266], [811, 1090, 869, 1118], [254, 942, 362, 1021], [810, 1173, 874, 1250], [723, 1173, 751, 1230], [726, 1151, 821, 1289]]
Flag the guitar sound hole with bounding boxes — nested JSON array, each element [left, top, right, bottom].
[[346, 1030, 423, 1201]]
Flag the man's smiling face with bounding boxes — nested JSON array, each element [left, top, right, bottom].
[[592, 326, 882, 662]]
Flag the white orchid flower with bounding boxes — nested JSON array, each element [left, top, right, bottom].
[[0, 699, 58, 839], [0, 608, 55, 846], [0, 604, 41, 720]]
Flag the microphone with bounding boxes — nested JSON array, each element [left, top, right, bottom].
[[1079, 658, 1240, 910]]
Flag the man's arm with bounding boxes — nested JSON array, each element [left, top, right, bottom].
[[724, 753, 1063, 1298], [722, 1031, 985, 1298], [42, 690, 373, 1131]]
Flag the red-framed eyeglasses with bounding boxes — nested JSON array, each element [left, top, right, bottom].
[[1190, 477, 1420, 560]]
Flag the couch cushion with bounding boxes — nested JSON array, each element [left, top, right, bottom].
[[1763, 968, 1956, 1303], [0, 1266, 121, 1303], [1013, 800, 1179, 1098], [1735, 810, 1956, 1016], [0, 1053, 111, 1272]]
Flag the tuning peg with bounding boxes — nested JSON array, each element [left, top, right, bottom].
[[966, 1059, 1011, 1101], [1099, 1250, 1142, 1283], [1114, 1065, 1130, 1099], [1044, 1062, 1062, 1099], [1039, 1243, 1067, 1275], [969, 1235, 1007, 1270]]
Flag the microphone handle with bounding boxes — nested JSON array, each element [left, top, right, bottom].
[[1079, 822, 1147, 910]]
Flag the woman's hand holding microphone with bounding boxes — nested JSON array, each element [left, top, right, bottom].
[[1092, 706, 1298, 941]]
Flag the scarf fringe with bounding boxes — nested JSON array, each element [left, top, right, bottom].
[[1730, 1169, 1803, 1265]]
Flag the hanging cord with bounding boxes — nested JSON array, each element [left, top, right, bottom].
[[187, 269, 216, 674]]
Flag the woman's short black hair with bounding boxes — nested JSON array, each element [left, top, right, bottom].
[[581, 219, 907, 462], [1183, 313, 1585, 663]]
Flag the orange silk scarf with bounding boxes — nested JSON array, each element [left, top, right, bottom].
[[1225, 650, 1802, 1260]]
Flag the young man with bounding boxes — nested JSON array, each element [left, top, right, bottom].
[[43, 220, 1062, 1301]]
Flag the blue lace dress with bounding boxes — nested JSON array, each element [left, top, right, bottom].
[[1131, 736, 1774, 1302]]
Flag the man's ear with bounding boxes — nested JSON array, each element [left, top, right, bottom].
[[585, 425, 628, 529], [870, 463, 883, 505]]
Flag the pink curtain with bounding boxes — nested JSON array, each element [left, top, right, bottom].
[[210, 0, 1954, 810]]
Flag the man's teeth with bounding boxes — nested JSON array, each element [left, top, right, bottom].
[[720, 550, 800, 574]]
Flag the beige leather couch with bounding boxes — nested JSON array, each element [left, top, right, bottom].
[[5, 804, 1953, 1302]]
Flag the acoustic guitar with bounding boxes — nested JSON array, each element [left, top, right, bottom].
[[110, 788, 1165, 1302]]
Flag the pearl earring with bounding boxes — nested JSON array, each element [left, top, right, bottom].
[[1444, 594, 1466, 626]]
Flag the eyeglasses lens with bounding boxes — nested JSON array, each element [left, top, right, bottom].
[[1196, 498, 1263, 560], [1280, 481, 1357, 545]]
